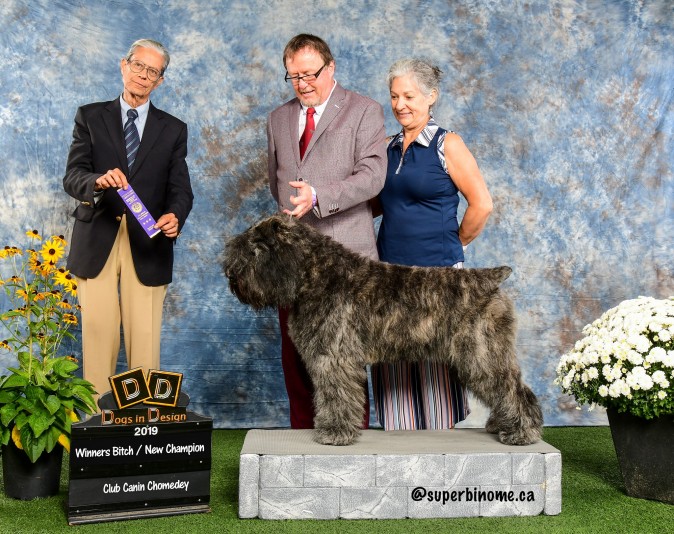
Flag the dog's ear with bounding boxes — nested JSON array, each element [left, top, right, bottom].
[[269, 215, 289, 234], [255, 217, 283, 247]]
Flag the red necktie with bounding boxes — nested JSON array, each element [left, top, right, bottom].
[[299, 107, 315, 160]]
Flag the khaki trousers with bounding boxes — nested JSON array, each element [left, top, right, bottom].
[[76, 215, 167, 402]]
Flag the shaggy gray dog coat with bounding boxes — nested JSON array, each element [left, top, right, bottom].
[[224, 215, 543, 446]]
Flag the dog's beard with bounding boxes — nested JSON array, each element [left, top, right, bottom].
[[228, 274, 273, 310]]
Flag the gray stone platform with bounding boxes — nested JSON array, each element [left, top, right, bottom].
[[239, 429, 561, 519]]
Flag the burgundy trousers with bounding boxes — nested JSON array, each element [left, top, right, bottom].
[[278, 307, 370, 429]]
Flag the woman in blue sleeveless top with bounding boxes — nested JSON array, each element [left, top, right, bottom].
[[372, 58, 493, 430]]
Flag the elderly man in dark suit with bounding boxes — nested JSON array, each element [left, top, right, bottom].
[[63, 39, 193, 401], [267, 34, 387, 429]]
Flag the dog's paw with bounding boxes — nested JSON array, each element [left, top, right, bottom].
[[497, 428, 541, 446], [313, 428, 359, 446], [484, 415, 500, 434]]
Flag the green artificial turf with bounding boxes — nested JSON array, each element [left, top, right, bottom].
[[1, 427, 671, 533]]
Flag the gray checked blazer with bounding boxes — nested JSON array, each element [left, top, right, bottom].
[[267, 83, 387, 260]]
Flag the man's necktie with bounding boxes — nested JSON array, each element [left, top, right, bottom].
[[299, 107, 315, 160], [124, 109, 140, 171]]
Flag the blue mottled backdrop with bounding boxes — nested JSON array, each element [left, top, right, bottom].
[[1, 0, 672, 427]]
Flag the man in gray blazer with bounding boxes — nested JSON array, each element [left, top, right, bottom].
[[267, 34, 387, 429]]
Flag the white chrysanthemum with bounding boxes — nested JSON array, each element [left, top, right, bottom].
[[657, 391, 668, 400], [598, 385, 609, 397], [638, 373, 654, 390], [627, 350, 644, 365], [633, 335, 651, 353], [662, 351, 674, 368], [648, 322, 663, 334], [646, 346, 666, 364], [602, 364, 612, 380], [625, 371, 642, 389], [608, 379, 630, 398], [652, 370, 670, 388], [660, 329, 672, 342]]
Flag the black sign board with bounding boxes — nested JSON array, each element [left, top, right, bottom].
[[68, 401, 212, 525]]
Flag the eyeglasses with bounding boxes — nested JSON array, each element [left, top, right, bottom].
[[126, 59, 163, 81], [284, 64, 327, 85]]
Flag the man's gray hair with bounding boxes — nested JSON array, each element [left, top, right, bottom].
[[125, 39, 170, 74], [387, 58, 443, 104]]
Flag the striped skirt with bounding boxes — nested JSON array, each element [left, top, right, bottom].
[[371, 260, 469, 430], [372, 361, 470, 430]]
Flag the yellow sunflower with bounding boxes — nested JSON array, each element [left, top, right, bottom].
[[40, 238, 65, 264], [39, 260, 57, 276], [57, 299, 72, 310], [63, 313, 78, 325], [64, 281, 78, 297], [0, 340, 10, 350], [26, 229, 42, 241], [28, 256, 43, 274], [1, 246, 22, 258], [53, 268, 71, 287], [53, 235, 67, 246]]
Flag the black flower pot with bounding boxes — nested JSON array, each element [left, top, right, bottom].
[[1, 442, 63, 500], [607, 408, 674, 504]]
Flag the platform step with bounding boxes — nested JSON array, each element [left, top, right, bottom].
[[239, 429, 561, 519]]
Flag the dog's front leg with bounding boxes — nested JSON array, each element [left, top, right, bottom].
[[306, 353, 367, 446]]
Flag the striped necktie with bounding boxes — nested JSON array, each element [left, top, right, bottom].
[[124, 108, 140, 171]]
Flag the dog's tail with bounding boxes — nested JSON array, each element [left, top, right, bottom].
[[478, 266, 512, 293], [491, 266, 512, 285]]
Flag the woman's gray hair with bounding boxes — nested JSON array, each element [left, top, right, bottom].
[[125, 39, 170, 74], [387, 58, 443, 104]]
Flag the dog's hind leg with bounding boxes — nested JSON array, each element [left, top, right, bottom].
[[459, 354, 543, 445], [450, 301, 543, 446]]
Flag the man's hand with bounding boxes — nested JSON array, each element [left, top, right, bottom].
[[155, 213, 180, 238], [284, 180, 314, 218], [95, 168, 129, 190]]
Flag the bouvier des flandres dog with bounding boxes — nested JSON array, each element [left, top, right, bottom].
[[224, 215, 543, 446]]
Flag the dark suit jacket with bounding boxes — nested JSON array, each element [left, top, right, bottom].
[[267, 83, 386, 260], [63, 98, 193, 286]]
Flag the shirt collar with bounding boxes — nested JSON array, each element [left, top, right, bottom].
[[391, 117, 439, 148], [300, 79, 337, 118], [120, 95, 150, 122]]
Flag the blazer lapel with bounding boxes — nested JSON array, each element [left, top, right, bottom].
[[304, 83, 346, 158], [289, 100, 302, 166], [130, 103, 165, 179], [102, 99, 127, 172]]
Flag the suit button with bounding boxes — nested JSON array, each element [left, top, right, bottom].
[[115, 216, 122, 222]]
